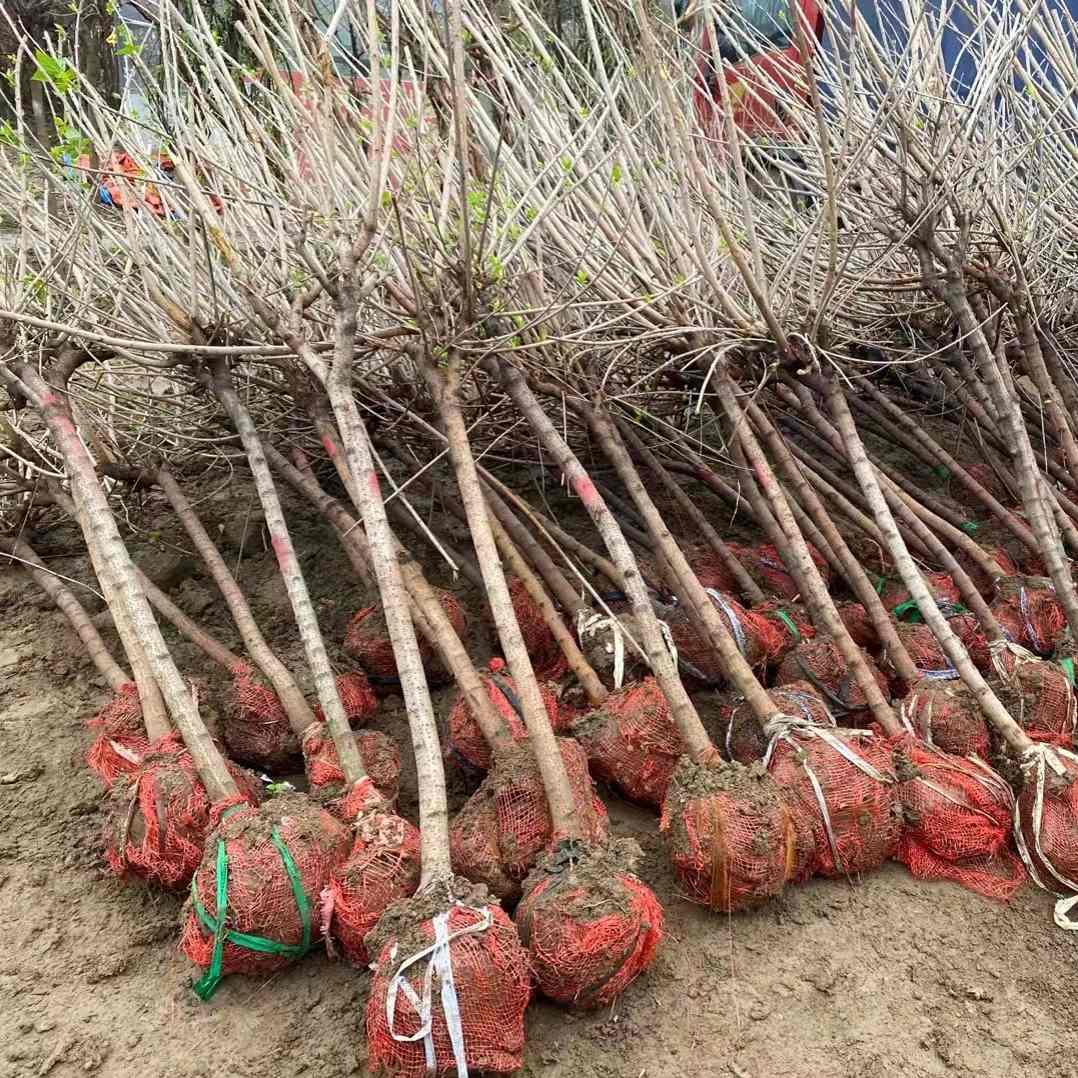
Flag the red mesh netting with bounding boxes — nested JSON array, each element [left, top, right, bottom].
[[835, 602, 880, 651], [774, 638, 890, 725], [767, 729, 900, 878], [991, 578, 1067, 656], [181, 794, 351, 981], [515, 840, 663, 1008], [445, 658, 562, 774], [992, 649, 1077, 746], [723, 681, 832, 764], [961, 463, 1015, 506], [302, 724, 401, 810], [962, 544, 1019, 596], [365, 898, 532, 1078], [900, 678, 990, 757], [314, 672, 378, 728], [344, 589, 468, 689], [660, 756, 814, 909], [325, 811, 422, 966], [224, 666, 300, 773], [665, 592, 783, 684], [85, 683, 148, 787], [508, 577, 567, 680], [571, 677, 682, 809], [752, 600, 817, 664], [1015, 749, 1078, 898], [686, 545, 739, 594], [896, 622, 959, 677], [880, 572, 960, 613], [730, 542, 830, 600], [450, 740, 609, 900], [894, 738, 1023, 900], [105, 734, 262, 889]]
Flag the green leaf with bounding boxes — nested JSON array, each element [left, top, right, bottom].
[[0, 122, 18, 148], [31, 49, 77, 94]]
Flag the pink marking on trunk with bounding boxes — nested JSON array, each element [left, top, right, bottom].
[[572, 474, 601, 508], [270, 534, 293, 567], [367, 470, 381, 497], [39, 391, 60, 407], [321, 434, 339, 459]]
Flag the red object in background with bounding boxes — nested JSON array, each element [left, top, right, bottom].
[[692, 0, 824, 139]]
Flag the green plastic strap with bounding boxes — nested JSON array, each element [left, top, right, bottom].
[[1062, 658, 1075, 687], [892, 599, 923, 622], [775, 609, 801, 643], [873, 575, 887, 595], [933, 465, 951, 480], [191, 827, 311, 1001], [960, 521, 979, 535]]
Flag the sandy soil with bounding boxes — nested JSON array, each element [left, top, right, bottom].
[[3, 488, 1078, 1078]]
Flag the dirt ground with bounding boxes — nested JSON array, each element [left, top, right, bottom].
[[3, 484, 1078, 1078]]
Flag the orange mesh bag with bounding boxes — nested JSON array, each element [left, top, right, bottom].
[[445, 658, 561, 774], [660, 755, 814, 909], [515, 839, 663, 1008], [774, 638, 890, 725], [1014, 747, 1078, 920], [766, 725, 900, 878], [181, 794, 351, 998], [508, 577, 566, 679], [835, 602, 880, 651], [723, 681, 833, 764], [571, 677, 683, 808], [733, 542, 830, 600], [85, 683, 149, 787], [899, 678, 990, 757], [896, 622, 962, 678], [961, 544, 1018, 596], [301, 724, 402, 810], [894, 738, 1023, 900], [880, 572, 961, 614], [449, 740, 608, 900], [961, 463, 1014, 506], [665, 590, 783, 684], [324, 809, 422, 966], [685, 544, 739, 593], [313, 672, 378, 728], [991, 647, 1077, 746], [991, 578, 1066, 657], [105, 734, 262, 890], [365, 894, 532, 1078], [752, 599, 816, 664], [224, 665, 300, 772], [344, 588, 468, 690]]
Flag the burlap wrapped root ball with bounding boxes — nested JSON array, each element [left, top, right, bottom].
[[899, 678, 990, 758], [181, 793, 351, 994], [722, 681, 833, 764], [104, 734, 262, 889], [85, 682, 149, 787], [731, 541, 831, 600], [767, 729, 900, 878], [660, 756, 814, 911], [571, 677, 683, 809], [774, 638, 890, 725], [991, 648, 1078, 748], [450, 740, 608, 900], [834, 602, 879, 652], [515, 838, 663, 1009], [445, 658, 562, 774], [991, 577, 1067, 656], [664, 592, 783, 685], [301, 723, 402, 814], [893, 739, 1023, 900], [880, 571, 960, 614], [365, 883, 532, 1078], [1015, 748, 1078, 899], [344, 588, 468, 691], [224, 665, 300, 773], [325, 809, 422, 966], [752, 599, 817, 665]]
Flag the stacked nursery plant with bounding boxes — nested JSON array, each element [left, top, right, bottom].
[[3, 0, 1078, 1069]]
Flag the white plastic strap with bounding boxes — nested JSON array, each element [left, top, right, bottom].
[[385, 905, 493, 1075], [577, 611, 626, 690], [705, 588, 747, 657]]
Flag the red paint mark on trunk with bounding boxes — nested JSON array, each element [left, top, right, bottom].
[[321, 434, 339, 459], [367, 470, 381, 497], [572, 474, 600, 508], [39, 392, 59, 407], [270, 534, 292, 567]]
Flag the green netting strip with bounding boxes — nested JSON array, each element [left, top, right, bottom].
[[775, 609, 801, 644], [873, 575, 887, 595], [191, 827, 311, 1001], [1061, 658, 1075, 687], [892, 599, 968, 624], [960, 521, 979, 535]]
